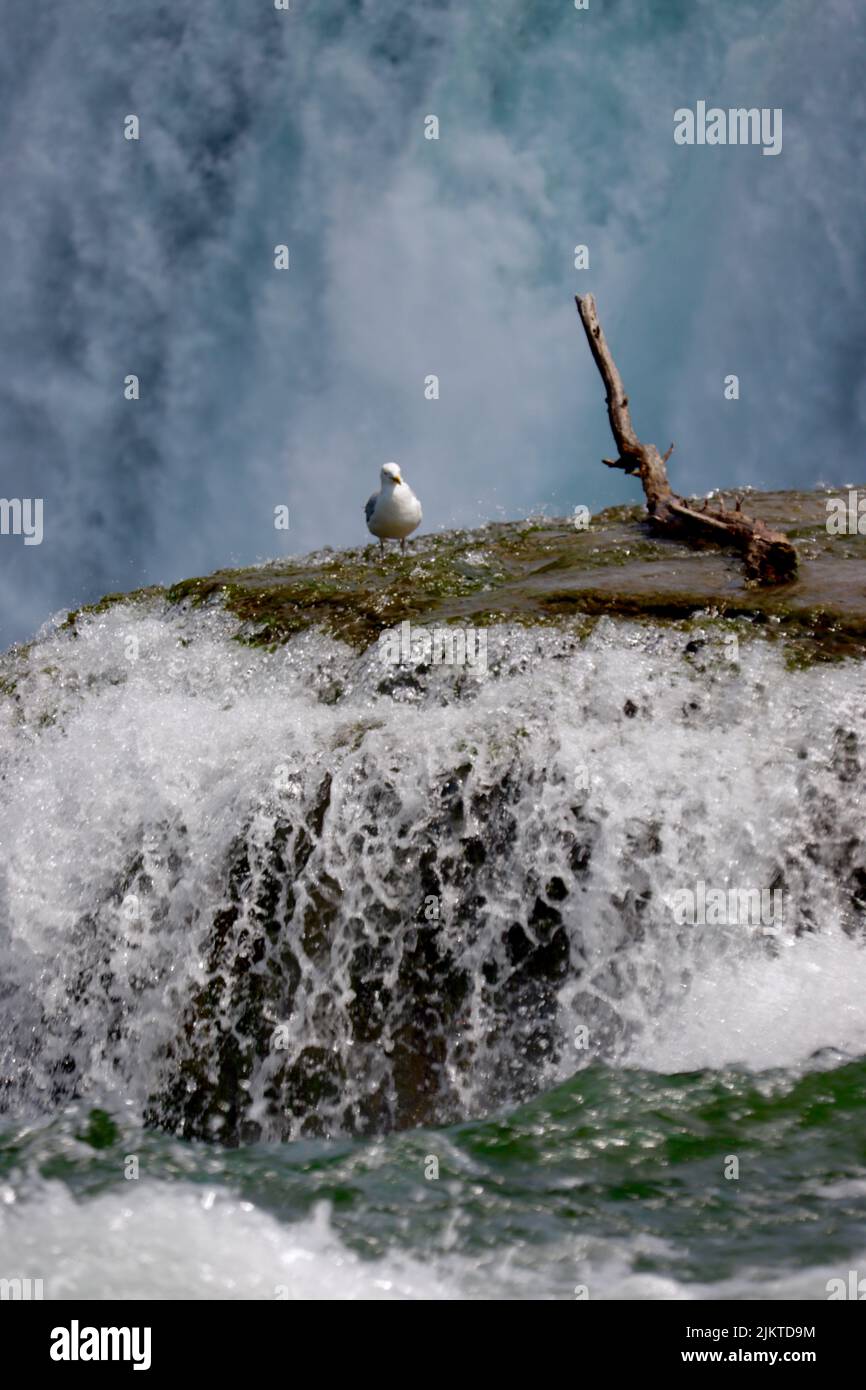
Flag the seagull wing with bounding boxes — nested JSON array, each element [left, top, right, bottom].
[[364, 493, 378, 524]]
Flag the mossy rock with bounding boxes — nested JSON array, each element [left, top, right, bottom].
[[57, 489, 866, 663]]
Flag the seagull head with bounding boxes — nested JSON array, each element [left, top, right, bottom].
[[381, 462, 403, 487]]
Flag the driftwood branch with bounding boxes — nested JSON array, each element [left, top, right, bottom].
[[575, 294, 797, 585]]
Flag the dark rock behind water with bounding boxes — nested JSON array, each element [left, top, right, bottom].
[[2, 489, 866, 1144]]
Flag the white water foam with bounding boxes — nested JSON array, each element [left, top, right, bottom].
[[0, 1178, 859, 1301], [1, 600, 865, 1134], [630, 929, 866, 1074], [0, 1182, 453, 1301]]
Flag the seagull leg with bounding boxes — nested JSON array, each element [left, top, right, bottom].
[[401, 538, 406, 554], [379, 537, 384, 554]]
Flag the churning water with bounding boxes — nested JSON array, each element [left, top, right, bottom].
[[1, 595, 865, 1297], [3, 0, 866, 1299]]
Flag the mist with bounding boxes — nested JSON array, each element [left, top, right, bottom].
[[1, 0, 865, 648]]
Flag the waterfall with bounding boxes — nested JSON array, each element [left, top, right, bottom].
[[2, 0, 865, 649], [2, 598, 865, 1141]]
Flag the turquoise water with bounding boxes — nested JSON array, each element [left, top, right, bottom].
[[3, 0, 866, 1306], [3, 599, 866, 1299], [2, 1057, 864, 1299]]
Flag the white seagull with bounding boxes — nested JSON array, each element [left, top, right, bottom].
[[364, 462, 422, 552]]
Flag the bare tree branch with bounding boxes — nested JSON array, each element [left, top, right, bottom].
[[574, 294, 797, 585]]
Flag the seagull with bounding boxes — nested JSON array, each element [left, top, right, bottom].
[[364, 462, 423, 553]]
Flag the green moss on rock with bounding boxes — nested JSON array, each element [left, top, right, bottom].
[[52, 490, 866, 664]]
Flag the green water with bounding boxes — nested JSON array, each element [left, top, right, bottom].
[[3, 1058, 864, 1299]]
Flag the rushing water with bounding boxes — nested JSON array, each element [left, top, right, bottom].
[[3, 0, 866, 1300], [1, 596, 865, 1297]]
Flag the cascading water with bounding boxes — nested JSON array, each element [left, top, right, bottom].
[[2, 0, 866, 1302], [2, 0, 866, 649], [2, 597, 865, 1148]]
